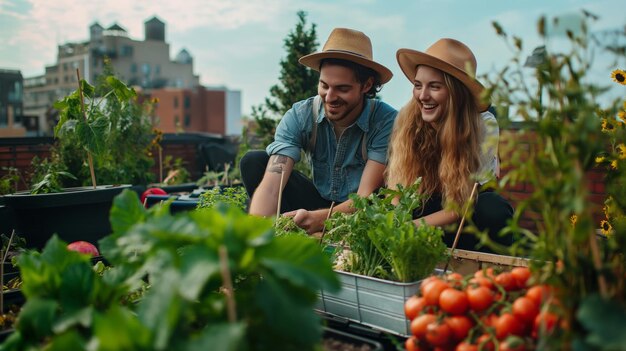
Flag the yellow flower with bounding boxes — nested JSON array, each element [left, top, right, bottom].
[[618, 111, 626, 124], [603, 205, 610, 219], [619, 144, 626, 159], [602, 119, 615, 132], [595, 156, 605, 163], [611, 160, 618, 169], [570, 214, 578, 227], [600, 220, 613, 236], [612, 69, 626, 85]]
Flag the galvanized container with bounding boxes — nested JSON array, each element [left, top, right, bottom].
[[315, 270, 435, 336]]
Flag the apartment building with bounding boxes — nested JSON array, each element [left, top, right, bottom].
[[0, 69, 26, 137], [20, 16, 240, 136]]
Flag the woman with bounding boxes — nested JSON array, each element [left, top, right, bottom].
[[387, 38, 513, 251]]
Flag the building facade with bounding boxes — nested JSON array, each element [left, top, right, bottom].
[[148, 86, 241, 136], [0, 69, 26, 137], [19, 16, 239, 137]]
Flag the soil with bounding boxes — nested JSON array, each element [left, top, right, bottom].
[[322, 337, 374, 351]]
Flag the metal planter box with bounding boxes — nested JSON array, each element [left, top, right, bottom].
[[315, 270, 432, 336]]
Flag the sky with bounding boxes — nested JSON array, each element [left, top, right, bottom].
[[0, 0, 624, 117]]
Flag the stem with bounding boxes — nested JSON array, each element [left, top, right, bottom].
[[589, 233, 608, 298], [318, 202, 336, 245], [76, 68, 97, 189], [219, 245, 237, 323], [444, 182, 479, 273], [0, 230, 15, 314], [276, 169, 285, 219], [159, 147, 163, 184]]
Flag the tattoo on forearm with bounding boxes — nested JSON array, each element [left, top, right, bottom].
[[268, 155, 288, 173]]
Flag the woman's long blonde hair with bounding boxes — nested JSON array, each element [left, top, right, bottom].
[[386, 68, 484, 209]]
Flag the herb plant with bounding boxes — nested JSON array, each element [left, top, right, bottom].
[[325, 179, 448, 282], [50, 64, 156, 189], [196, 186, 248, 212]]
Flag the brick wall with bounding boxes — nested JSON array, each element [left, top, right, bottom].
[[1, 131, 610, 231]]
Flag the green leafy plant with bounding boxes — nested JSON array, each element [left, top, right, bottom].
[[28, 155, 77, 194], [3, 190, 340, 350], [161, 155, 190, 185], [325, 179, 448, 282], [274, 215, 309, 237], [49, 64, 156, 189], [481, 11, 626, 349], [0, 167, 20, 195], [196, 186, 248, 212]]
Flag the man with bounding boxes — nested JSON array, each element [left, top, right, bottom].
[[240, 27, 397, 234]]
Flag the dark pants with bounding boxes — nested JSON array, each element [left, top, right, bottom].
[[413, 191, 514, 253], [239, 150, 332, 212]]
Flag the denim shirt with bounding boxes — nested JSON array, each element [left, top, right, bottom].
[[266, 97, 397, 203]]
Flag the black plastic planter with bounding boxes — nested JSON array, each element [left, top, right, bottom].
[[3, 185, 131, 250]]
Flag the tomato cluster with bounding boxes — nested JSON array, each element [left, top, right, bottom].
[[404, 267, 561, 351]]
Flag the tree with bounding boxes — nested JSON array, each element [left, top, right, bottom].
[[265, 10, 319, 116]]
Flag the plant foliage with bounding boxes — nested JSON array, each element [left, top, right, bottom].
[[325, 179, 448, 282]]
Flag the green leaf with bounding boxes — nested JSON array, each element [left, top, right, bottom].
[[15, 298, 58, 340], [137, 268, 182, 350], [258, 235, 340, 292], [94, 306, 151, 351], [44, 329, 87, 351], [106, 75, 136, 101], [576, 294, 626, 350], [58, 263, 96, 312], [177, 323, 246, 351], [52, 306, 93, 334], [76, 115, 109, 156], [178, 245, 220, 301], [109, 189, 146, 235], [255, 273, 323, 347]]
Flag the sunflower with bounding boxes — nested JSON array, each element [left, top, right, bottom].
[[612, 69, 626, 85], [595, 156, 605, 163], [618, 111, 626, 124], [570, 214, 578, 227], [611, 160, 618, 169], [618, 144, 626, 159], [600, 220, 613, 236], [602, 118, 616, 132]]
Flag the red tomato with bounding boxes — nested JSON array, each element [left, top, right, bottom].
[[495, 313, 526, 339], [455, 341, 479, 351], [67, 241, 100, 257], [512, 296, 539, 325], [466, 286, 494, 312], [499, 337, 526, 351], [446, 272, 464, 288], [495, 272, 517, 291], [510, 267, 531, 288], [480, 313, 499, 328], [446, 315, 473, 341], [525, 285, 552, 307], [533, 311, 558, 337], [405, 296, 428, 321], [439, 288, 469, 315], [426, 321, 453, 347], [411, 313, 437, 339], [476, 334, 495, 351], [405, 336, 421, 351], [423, 280, 450, 306], [140, 187, 167, 205]]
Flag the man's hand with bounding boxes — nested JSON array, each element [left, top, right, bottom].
[[283, 209, 327, 234]]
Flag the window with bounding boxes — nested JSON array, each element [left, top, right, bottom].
[[155, 65, 161, 75], [0, 103, 6, 126], [184, 114, 191, 127], [130, 63, 137, 73], [121, 45, 133, 57], [174, 96, 179, 108], [184, 96, 190, 109], [141, 63, 150, 75]]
